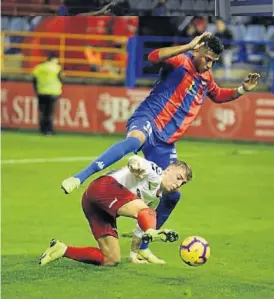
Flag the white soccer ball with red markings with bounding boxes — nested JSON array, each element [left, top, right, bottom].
[[180, 236, 210, 266]]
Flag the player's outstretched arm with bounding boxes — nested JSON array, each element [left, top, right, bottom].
[[148, 31, 212, 63], [208, 73, 260, 103]]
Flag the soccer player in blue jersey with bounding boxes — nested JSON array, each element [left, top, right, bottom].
[[61, 32, 260, 260]]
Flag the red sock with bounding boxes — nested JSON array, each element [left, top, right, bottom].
[[137, 208, 156, 232], [64, 246, 104, 265]]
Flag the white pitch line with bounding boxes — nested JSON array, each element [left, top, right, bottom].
[[1, 154, 197, 165], [1, 156, 98, 165], [0, 150, 260, 165]]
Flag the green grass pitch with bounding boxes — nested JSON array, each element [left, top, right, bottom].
[[2, 131, 274, 299]]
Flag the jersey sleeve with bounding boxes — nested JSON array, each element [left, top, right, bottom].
[[164, 54, 186, 68], [148, 49, 186, 68], [207, 72, 236, 103]]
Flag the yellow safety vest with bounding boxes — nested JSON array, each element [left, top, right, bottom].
[[33, 61, 62, 96]]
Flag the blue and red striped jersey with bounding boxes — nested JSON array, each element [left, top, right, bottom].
[[133, 51, 235, 143]]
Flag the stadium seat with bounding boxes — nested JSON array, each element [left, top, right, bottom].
[[227, 24, 246, 62], [180, 0, 195, 13], [195, 0, 207, 12], [1, 0, 59, 15], [227, 24, 246, 41], [244, 25, 266, 63], [266, 26, 274, 54], [267, 26, 274, 41], [245, 25, 266, 42], [128, 0, 152, 12], [206, 23, 216, 34], [207, 0, 215, 12], [1, 16, 10, 30], [165, 0, 181, 11]]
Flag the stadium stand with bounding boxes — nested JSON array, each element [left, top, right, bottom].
[[1, 16, 274, 92], [1, 0, 215, 16], [1, 0, 62, 16]]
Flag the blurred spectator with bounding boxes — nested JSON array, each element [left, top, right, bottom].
[[193, 16, 207, 35], [151, 0, 169, 16], [32, 52, 62, 135], [58, 0, 69, 15], [128, 0, 152, 15], [230, 16, 252, 25], [84, 45, 103, 72], [214, 18, 234, 79], [180, 21, 199, 39], [150, 0, 181, 16], [179, 17, 207, 41]]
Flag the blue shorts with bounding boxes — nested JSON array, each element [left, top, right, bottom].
[[126, 115, 178, 170]]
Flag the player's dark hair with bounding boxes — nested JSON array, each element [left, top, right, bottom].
[[171, 160, 192, 182], [201, 35, 224, 55]]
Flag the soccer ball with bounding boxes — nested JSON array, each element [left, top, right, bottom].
[[179, 236, 210, 266]]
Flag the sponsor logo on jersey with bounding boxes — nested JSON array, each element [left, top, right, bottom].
[[96, 161, 105, 170], [108, 198, 118, 209]]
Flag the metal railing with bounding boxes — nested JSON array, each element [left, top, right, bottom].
[[2, 31, 274, 93], [2, 31, 128, 80], [1, 3, 60, 16]]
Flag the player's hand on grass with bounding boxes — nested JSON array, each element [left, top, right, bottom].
[[242, 73, 260, 91], [187, 31, 212, 51]]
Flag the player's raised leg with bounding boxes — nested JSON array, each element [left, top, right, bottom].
[[61, 130, 145, 194]]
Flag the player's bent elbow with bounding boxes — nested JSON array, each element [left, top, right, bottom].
[[148, 49, 161, 64]]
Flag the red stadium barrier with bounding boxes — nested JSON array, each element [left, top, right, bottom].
[[1, 81, 274, 142]]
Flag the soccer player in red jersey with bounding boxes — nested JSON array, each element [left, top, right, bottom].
[[40, 156, 192, 266], [61, 31, 260, 255]]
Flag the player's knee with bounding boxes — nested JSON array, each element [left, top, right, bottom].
[[132, 200, 149, 218], [103, 254, 121, 266], [118, 199, 148, 218], [127, 130, 146, 145]]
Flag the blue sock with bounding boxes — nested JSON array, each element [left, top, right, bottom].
[[139, 241, 149, 250], [139, 192, 181, 251], [74, 136, 141, 183], [156, 192, 181, 229]]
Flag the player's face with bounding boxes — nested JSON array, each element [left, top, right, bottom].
[[161, 165, 188, 193], [194, 48, 219, 73]]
